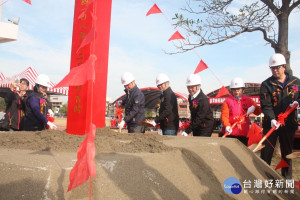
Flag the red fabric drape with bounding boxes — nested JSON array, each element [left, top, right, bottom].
[[55, 55, 97, 88], [78, 26, 96, 52], [68, 124, 96, 191]]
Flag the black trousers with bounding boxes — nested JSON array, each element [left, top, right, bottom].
[[224, 135, 248, 146], [192, 129, 212, 137], [260, 125, 296, 179], [128, 125, 145, 133]]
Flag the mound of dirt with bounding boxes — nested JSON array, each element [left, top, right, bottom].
[[1, 128, 300, 200], [0, 127, 174, 153]]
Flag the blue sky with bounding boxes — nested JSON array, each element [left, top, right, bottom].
[[0, 0, 299, 101]]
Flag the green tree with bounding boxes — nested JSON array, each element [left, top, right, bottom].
[[59, 103, 68, 116], [145, 109, 156, 118], [0, 97, 6, 112], [173, 0, 300, 75]]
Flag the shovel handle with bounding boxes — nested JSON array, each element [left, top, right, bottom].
[[222, 122, 238, 138], [252, 105, 297, 152], [222, 113, 247, 138], [252, 126, 276, 152]]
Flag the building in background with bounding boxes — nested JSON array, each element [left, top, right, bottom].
[[49, 96, 64, 114], [178, 99, 189, 119], [106, 97, 115, 118], [0, 0, 19, 43]]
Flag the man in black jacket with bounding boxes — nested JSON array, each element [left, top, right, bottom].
[[0, 78, 29, 131], [184, 74, 214, 137], [118, 72, 145, 133], [155, 73, 179, 136], [260, 53, 300, 179]]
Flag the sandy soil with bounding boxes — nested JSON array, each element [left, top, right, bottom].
[[0, 126, 299, 180], [0, 127, 173, 153], [0, 125, 299, 199]]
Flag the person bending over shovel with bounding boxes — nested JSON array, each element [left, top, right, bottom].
[[182, 74, 214, 137], [221, 77, 261, 146], [260, 53, 300, 179], [118, 72, 145, 133], [154, 73, 179, 136]]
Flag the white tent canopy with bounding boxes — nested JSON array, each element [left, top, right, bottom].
[[0, 66, 68, 95]]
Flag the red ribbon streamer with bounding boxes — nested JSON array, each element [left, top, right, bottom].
[[115, 102, 123, 123], [223, 113, 246, 138], [179, 121, 190, 130]]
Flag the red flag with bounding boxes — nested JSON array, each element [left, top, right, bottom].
[[295, 181, 300, 190], [68, 124, 96, 192], [168, 31, 185, 41], [275, 158, 289, 170], [22, 0, 31, 5], [54, 55, 97, 88], [247, 123, 263, 146], [194, 60, 208, 74], [146, 4, 162, 16], [216, 86, 231, 97]]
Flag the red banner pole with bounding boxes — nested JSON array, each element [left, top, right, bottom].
[[67, 0, 112, 135], [92, 0, 112, 128], [89, 176, 92, 200]]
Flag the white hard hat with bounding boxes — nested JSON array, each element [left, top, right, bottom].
[[121, 72, 135, 85], [156, 73, 169, 86], [35, 74, 51, 88], [230, 77, 245, 88], [269, 53, 286, 67], [186, 74, 202, 86]]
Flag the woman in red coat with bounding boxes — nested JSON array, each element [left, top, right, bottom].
[[221, 77, 261, 145]]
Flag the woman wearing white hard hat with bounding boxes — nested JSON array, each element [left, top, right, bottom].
[[182, 74, 214, 137], [260, 53, 300, 179], [118, 72, 145, 133], [221, 77, 261, 145], [24, 74, 57, 131], [154, 73, 179, 136]]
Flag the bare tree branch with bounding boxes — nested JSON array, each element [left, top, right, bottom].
[[168, 0, 300, 74]]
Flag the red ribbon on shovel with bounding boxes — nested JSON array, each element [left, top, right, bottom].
[[223, 113, 246, 138], [115, 102, 123, 123], [252, 104, 298, 152]]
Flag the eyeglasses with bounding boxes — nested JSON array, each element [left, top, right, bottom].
[[270, 66, 282, 70]]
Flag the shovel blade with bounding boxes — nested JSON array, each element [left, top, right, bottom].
[[248, 143, 258, 151], [286, 152, 300, 159], [250, 143, 265, 152]]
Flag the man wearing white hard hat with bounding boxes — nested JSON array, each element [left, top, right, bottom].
[[221, 77, 261, 145], [155, 73, 179, 136], [183, 74, 214, 136], [24, 74, 57, 131], [118, 72, 145, 133], [260, 53, 300, 179]]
